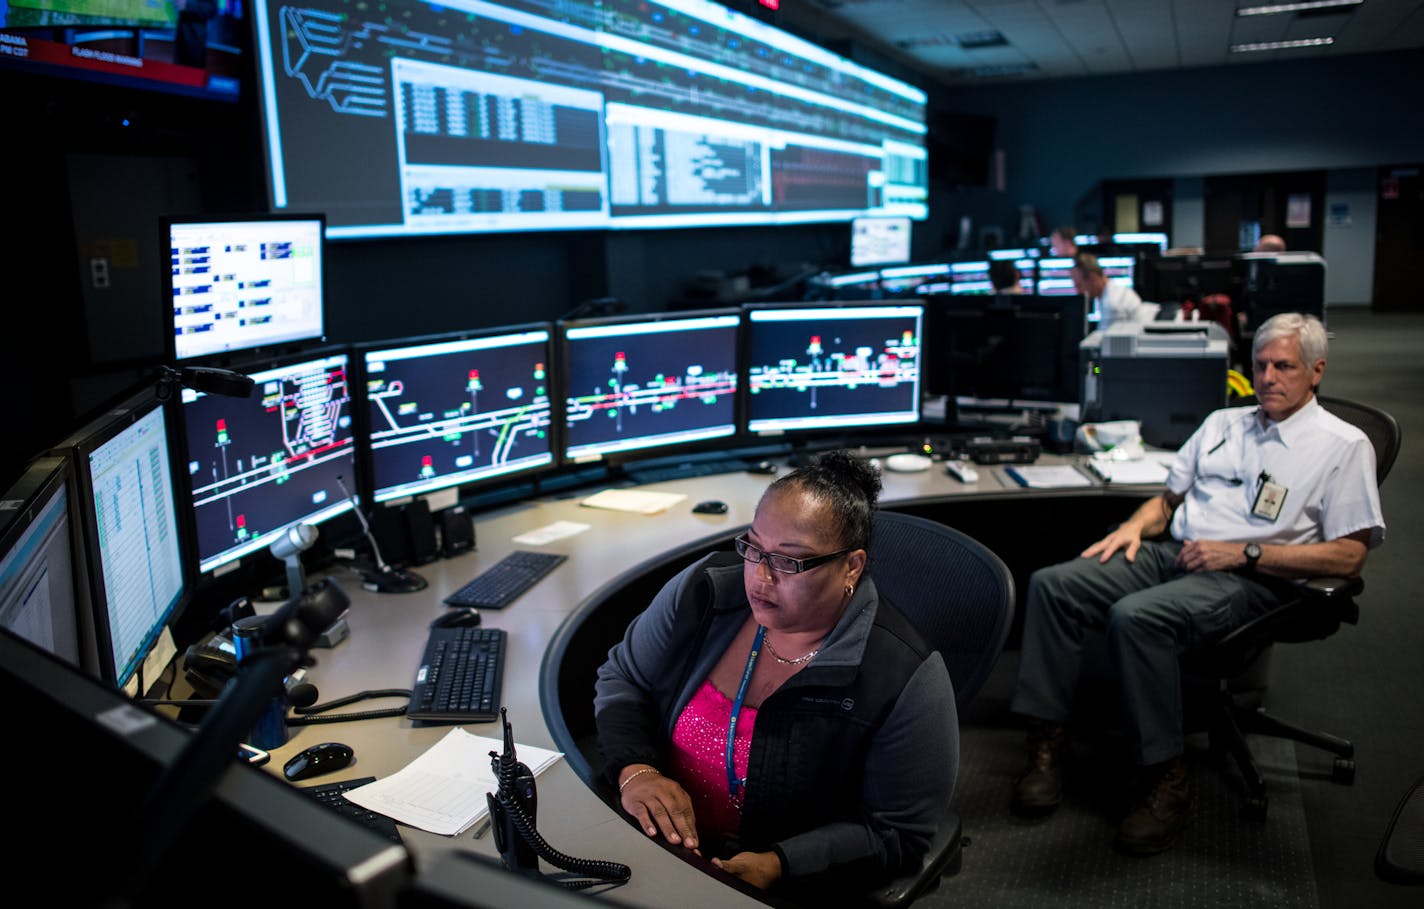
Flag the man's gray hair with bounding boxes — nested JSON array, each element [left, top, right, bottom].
[[1253, 312, 1327, 367]]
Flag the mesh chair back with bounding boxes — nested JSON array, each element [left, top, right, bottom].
[[867, 511, 1015, 709], [1318, 395, 1401, 486]]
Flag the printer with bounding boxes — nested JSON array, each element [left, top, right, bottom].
[[1080, 321, 1230, 449]]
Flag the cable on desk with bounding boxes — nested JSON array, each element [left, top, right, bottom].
[[287, 688, 412, 726]]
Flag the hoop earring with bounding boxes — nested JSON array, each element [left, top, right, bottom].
[[845, 584, 855, 598]]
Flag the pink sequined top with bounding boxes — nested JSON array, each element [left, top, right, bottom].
[[669, 679, 758, 840]]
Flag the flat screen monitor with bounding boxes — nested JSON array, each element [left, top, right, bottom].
[[1112, 232, 1168, 253], [850, 216, 913, 268], [878, 264, 950, 298], [561, 311, 739, 463], [181, 351, 356, 576], [988, 247, 1040, 260], [924, 294, 1084, 408], [1099, 255, 1136, 289], [166, 214, 326, 362], [361, 327, 555, 502], [812, 270, 885, 301], [65, 392, 188, 689], [946, 260, 993, 295], [252, 0, 929, 239], [0, 0, 245, 101], [0, 627, 413, 908], [1036, 256, 1077, 296], [744, 303, 923, 435], [0, 456, 86, 669]]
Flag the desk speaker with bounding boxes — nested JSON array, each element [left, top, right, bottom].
[[439, 505, 476, 558]]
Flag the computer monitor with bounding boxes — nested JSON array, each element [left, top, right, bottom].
[[1098, 255, 1136, 289], [946, 260, 994, 295], [1112, 232, 1169, 254], [0, 455, 89, 670], [0, 626, 412, 907], [988, 247, 1041, 260], [59, 390, 189, 689], [878, 264, 951, 298], [850, 216, 913, 268], [812, 270, 885, 301], [744, 303, 924, 435], [165, 214, 326, 363], [924, 294, 1084, 408], [561, 311, 739, 463], [361, 327, 555, 502], [180, 351, 357, 576], [1036, 257, 1078, 296]]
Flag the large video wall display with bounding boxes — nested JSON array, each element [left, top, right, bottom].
[[253, 0, 928, 238]]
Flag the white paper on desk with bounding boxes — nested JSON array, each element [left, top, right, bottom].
[[1089, 455, 1172, 485], [580, 488, 687, 514], [341, 728, 562, 836], [1004, 464, 1094, 488], [512, 520, 590, 545]]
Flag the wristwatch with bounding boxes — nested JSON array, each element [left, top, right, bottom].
[[1243, 542, 1262, 571]]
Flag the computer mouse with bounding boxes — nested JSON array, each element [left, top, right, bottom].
[[747, 461, 778, 476], [284, 742, 354, 782], [692, 500, 728, 515], [431, 607, 482, 629]]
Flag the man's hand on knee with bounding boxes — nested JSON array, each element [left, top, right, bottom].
[[1082, 526, 1142, 563]]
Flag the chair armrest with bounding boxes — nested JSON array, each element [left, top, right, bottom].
[[865, 809, 963, 909]]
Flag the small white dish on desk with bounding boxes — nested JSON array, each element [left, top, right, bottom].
[[884, 453, 933, 473]]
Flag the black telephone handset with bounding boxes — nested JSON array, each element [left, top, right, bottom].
[[486, 708, 631, 889]]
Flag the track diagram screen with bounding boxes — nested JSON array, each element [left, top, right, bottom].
[[745, 305, 922, 434], [253, 0, 927, 237], [562, 313, 738, 461], [363, 329, 553, 502], [182, 353, 356, 574]]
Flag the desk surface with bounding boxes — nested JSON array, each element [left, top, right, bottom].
[[260, 452, 1157, 907]]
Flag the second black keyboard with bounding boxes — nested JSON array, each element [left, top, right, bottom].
[[442, 550, 567, 609], [301, 776, 403, 843], [408, 625, 506, 723]]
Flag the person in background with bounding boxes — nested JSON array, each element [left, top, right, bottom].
[[1050, 226, 1079, 258], [595, 451, 957, 899], [1072, 253, 1144, 330], [990, 259, 1026, 295], [1255, 234, 1287, 253], [1007, 312, 1385, 856]]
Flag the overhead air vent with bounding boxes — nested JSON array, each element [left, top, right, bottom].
[[956, 30, 1009, 50]]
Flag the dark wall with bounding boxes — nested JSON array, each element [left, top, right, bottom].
[[939, 48, 1424, 238]]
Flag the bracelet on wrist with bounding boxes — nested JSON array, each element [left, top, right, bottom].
[[619, 767, 660, 793]]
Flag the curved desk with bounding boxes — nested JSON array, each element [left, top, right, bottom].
[[265, 454, 1155, 907]]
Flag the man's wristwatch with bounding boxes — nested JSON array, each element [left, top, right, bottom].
[[1243, 542, 1262, 571]]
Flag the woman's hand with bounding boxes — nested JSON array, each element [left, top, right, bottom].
[[713, 850, 783, 889], [618, 765, 700, 850]]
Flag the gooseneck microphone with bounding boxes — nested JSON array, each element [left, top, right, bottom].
[[155, 365, 256, 400], [334, 475, 428, 594]]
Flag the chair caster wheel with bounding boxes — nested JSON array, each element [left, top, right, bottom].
[[1244, 796, 1268, 821], [1333, 758, 1356, 784]]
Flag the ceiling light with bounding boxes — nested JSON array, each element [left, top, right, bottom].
[[1229, 36, 1336, 51], [1236, 1, 1363, 16]]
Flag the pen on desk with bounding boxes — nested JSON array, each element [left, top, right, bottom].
[[472, 817, 492, 839]]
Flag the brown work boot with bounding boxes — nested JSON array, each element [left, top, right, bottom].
[[1116, 757, 1191, 855], [1012, 719, 1068, 816]]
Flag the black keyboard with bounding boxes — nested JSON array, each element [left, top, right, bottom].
[[442, 550, 567, 609], [625, 457, 748, 485], [408, 625, 507, 723], [301, 776, 403, 843]]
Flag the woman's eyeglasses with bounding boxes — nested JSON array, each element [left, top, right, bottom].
[[734, 534, 851, 574]]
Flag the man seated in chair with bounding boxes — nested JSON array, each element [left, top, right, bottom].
[[1008, 312, 1385, 855]]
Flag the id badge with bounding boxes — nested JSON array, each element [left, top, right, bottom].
[[1252, 479, 1287, 521]]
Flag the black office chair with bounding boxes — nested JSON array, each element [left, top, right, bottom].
[[861, 510, 1016, 909], [1190, 394, 1400, 819]]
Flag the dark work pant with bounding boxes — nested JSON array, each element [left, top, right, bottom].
[[1010, 540, 1283, 766]]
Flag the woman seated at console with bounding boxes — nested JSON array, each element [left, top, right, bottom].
[[593, 451, 958, 897]]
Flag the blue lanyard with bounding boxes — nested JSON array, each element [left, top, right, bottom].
[[727, 625, 766, 799]]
